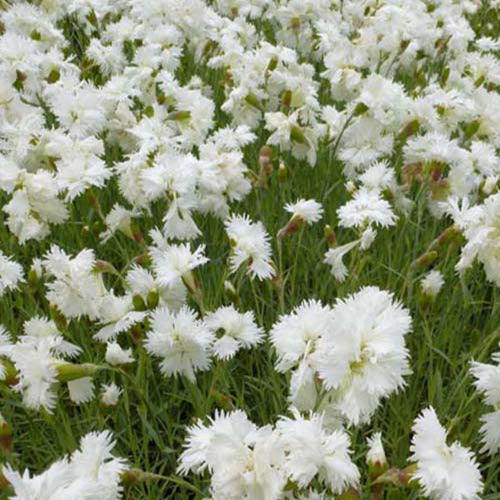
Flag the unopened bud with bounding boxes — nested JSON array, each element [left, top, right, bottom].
[[366, 433, 387, 479], [146, 289, 159, 309], [224, 280, 240, 306], [47, 68, 60, 83], [430, 179, 449, 200], [169, 110, 191, 121], [464, 119, 480, 140], [211, 389, 234, 411], [49, 304, 67, 331], [94, 260, 118, 274], [400, 39, 410, 52], [259, 146, 272, 169], [133, 294, 147, 312], [281, 89, 292, 110], [121, 468, 163, 486], [267, 56, 278, 73], [440, 66, 450, 86], [277, 216, 303, 239], [56, 362, 100, 382], [144, 105, 154, 118], [398, 119, 420, 141], [413, 250, 438, 270], [290, 126, 306, 144], [278, 162, 288, 182], [1, 359, 19, 387], [324, 225, 336, 248], [0, 413, 12, 452], [338, 488, 360, 500], [244, 93, 263, 111], [134, 252, 150, 266], [353, 101, 369, 116], [27, 269, 38, 287], [435, 225, 460, 247]]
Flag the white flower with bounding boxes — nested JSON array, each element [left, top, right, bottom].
[[366, 432, 386, 467], [46, 134, 112, 200], [144, 306, 214, 381], [43, 246, 106, 320], [284, 199, 324, 225], [151, 242, 208, 289], [67, 377, 94, 404], [3, 431, 126, 500], [205, 305, 264, 360], [94, 294, 146, 343], [447, 193, 500, 286], [470, 349, 500, 454], [178, 410, 286, 500], [360, 227, 377, 250], [271, 299, 334, 373], [101, 383, 123, 406], [69, 430, 127, 499], [5, 336, 61, 412], [280, 198, 324, 237], [126, 264, 187, 312], [313, 287, 412, 424], [0, 326, 13, 381], [105, 342, 134, 366], [410, 407, 483, 500], [337, 188, 397, 229], [0, 251, 24, 297], [1, 316, 87, 412], [271, 300, 335, 410], [100, 203, 137, 242], [225, 214, 275, 280], [359, 161, 396, 192], [323, 240, 359, 282], [277, 409, 359, 493], [421, 270, 445, 298]]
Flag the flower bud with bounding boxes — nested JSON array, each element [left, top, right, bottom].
[[210, 389, 234, 411], [223, 280, 239, 306], [366, 432, 388, 478], [244, 93, 263, 111], [278, 162, 288, 182], [338, 487, 360, 500], [353, 101, 369, 116], [55, 362, 100, 382], [169, 110, 191, 121], [324, 225, 336, 248], [146, 289, 159, 309], [47, 68, 60, 83], [290, 126, 306, 144], [413, 250, 438, 270], [121, 468, 162, 485], [94, 260, 118, 274], [133, 294, 147, 311], [0, 413, 12, 452], [277, 216, 303, 240], [398, 119, 420, 141], [49, 304, 67, 331]]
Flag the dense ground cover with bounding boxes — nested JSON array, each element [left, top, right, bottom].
[[0, 0, 500, 499]]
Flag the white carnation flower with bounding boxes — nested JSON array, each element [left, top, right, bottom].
[[0, 251, 24, 297], [277, 409, 359, 493], [313, 287, 412, 424], [470, 348, 500, 454], [144, 306, 214, 381], [225, 214, 275, 280], [205, 305, 264, 360], [410, 407, 483, 500]]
